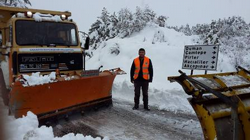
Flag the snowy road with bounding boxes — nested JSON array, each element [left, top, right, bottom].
[[53, 99, 203, 140]]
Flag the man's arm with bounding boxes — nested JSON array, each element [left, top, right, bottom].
[[149, 59, 153, 82], [130, 61, 135, 82]]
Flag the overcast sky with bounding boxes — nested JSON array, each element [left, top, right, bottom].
[[31, 0, 250, 32]]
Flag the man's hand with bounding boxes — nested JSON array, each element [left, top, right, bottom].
[[131, 80, 134, 84]]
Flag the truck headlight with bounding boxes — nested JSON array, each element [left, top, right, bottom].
[[26, 11, 33, 18], [61, 14, 66, 20]]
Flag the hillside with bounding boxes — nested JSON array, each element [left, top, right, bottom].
[[85, 23, 242, 113]]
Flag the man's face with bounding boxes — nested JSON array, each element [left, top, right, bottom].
[[139, 50, 145, 58]]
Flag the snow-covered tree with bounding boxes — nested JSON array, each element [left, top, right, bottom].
[[191, 16, 250, 69], [88, 6, 169, 53], [167, 16, 250, 69], [117, 8, 134, 38], [133, 6, 146, 32], [143, 6, 156, 23], [156, 15, 168, 27], [88, 7, 112, 49], [183, 24, 192, 36], [109, 12, 119, 38], [0, 0, 31, 8], [89, 19, 102, 49]]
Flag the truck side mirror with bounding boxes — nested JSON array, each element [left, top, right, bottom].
[[84, 36, 90, 50]]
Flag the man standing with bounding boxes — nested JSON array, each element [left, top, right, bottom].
[[130, 48, 153, 111]]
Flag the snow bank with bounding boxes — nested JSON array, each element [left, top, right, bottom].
[[21, 72, 56, 87], [113, 81, 194, 113], [0, 98, 109, 140], [5, 112, 109, 140], [149, 89, 193, 113]]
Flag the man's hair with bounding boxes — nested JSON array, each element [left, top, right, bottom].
[[139, 48, 145, 52]]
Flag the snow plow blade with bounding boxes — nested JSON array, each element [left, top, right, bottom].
[[168, 66, 250, 140], [8, 68, 125, 121]]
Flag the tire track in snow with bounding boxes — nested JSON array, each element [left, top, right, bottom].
[[53, 99, 203, 140]]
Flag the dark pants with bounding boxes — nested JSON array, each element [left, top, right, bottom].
[[134, 81, 149, 108]]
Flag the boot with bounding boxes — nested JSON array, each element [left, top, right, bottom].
[[132, 104, 139, 110], [144, 105, 150, 111], [144, 107, 150, 111]]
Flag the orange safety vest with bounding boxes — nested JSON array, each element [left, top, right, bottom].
[[133, 56, 150, 80]]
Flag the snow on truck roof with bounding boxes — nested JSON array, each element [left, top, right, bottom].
[[14, 12, 63, 22], [0, 6, 71, 17], [0, 6, 71, 27]]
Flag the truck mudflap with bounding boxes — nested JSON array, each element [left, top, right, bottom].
[[168, 66, 250, 140], [8, 68, 126, 120]]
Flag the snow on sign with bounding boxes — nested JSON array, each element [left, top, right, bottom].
[[182, 45, 219, 70]]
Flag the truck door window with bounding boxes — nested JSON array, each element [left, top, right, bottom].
[[71, 29, 77, 45]]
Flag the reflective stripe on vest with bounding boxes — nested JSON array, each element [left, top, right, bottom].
[[133, 56, 150, 80]]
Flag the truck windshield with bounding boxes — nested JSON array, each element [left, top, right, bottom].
[[15, 20, 78, 46]]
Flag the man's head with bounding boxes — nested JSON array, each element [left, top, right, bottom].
[[138, 48, 145, 58]]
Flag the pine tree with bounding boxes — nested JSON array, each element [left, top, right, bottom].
[[88, 7, 112, 49], [143, 6, 156, 23], [117, 8, 133, 38], [133, 6, 146, 32], [99, 7, 111, 40], [0, 0, 31, 7], [157, 15, 168, 27], [183, 24, 191, 36], [88, 19, 102, 49], [109, 12, 118, 38]]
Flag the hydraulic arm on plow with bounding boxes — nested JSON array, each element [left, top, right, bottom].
[[168, 66, 250, 140]]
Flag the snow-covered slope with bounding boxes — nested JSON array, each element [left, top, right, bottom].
[[87, 25, 196, 89], [87, 25, 196, 112], [86, 24, 237, 113]]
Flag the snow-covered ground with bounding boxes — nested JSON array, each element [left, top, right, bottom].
[[53, 99, 203, 140]]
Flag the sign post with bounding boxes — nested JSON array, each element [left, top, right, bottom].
[[182, 45, 219, 74]]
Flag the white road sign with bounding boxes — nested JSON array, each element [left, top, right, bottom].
[[182, 45, 219, 70]]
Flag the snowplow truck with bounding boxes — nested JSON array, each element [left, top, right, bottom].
[[0, 6, 124, 121], [168, 66, 250, 140]]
